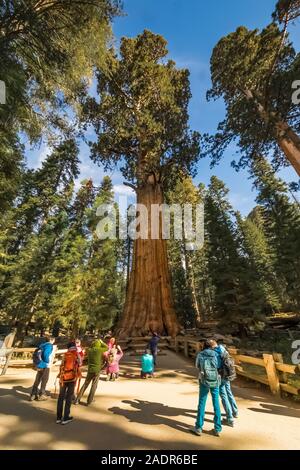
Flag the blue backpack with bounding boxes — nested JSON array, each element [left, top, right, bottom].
[[32, 347, 42, 368], [199, 354, 220, 389]]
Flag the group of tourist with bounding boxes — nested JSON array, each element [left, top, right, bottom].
[[29, 332, 159, 425], [29, 333, 238, 435]]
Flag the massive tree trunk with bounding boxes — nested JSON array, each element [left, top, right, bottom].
[[116, 175, 181, 338], [275, 121, 300, 177], [243, 88, 300, 177]]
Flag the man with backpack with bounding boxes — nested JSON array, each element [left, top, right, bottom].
[[191, 339, 222, 437], [30, 336, 55, 401], [214, 342, 238, 427], [74, 338, 108, 406], [57, 341, 82, 425]]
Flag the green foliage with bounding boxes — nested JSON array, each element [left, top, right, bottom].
[[204, 10, 300, 171], [0, 1, 120, 212], [85, 30, 200, 188], [204, 177, 266, 327], [167, 176, 203, 327], [251, 156, 300, 310], [273, 0, 300, 22]]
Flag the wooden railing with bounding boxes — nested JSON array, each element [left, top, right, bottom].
[[0, 347, 67, 375], [172, 336, 300, 397]]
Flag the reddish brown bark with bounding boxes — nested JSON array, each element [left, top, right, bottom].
[[116, 176, 181, 338], [275, 121, 300, 177]]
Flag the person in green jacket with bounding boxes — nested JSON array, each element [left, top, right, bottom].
[[74, 338, 108, 406]]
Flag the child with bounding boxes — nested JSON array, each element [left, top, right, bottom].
[[105, 345, 123, 381], [141, 349, 154, 379]]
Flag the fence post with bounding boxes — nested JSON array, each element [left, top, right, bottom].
[[263, 353, 280, 396], [1, 349, 14, 376], [184, 340, 189, 358], [273, 352, 287, 396]]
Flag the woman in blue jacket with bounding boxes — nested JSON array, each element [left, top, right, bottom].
[[30, 337, 55, 401]]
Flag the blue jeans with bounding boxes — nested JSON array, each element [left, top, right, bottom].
[[195, 383, 222, 432], [219, 379, 238, 421]]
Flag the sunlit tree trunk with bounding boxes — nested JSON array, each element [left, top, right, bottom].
[[116, 175, 181, 338]]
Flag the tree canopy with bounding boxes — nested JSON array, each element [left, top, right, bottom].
[[85, 30, 200, 190], [203, 6, 300, 176]]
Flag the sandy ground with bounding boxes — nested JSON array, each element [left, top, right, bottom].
[[0, 350, 300, 450]]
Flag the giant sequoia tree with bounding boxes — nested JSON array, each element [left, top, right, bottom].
[[204, 7, 300, 175], [85, 31, 200, 336]]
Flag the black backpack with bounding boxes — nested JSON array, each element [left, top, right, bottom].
[[222, 351, 236, 381]]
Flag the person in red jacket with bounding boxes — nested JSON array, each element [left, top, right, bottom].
[[75, 338, 85, 361]]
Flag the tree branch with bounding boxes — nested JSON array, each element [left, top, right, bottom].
[[123, 182, 137, 192]]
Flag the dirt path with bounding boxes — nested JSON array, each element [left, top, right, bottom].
[[0, 350, 299, 450]]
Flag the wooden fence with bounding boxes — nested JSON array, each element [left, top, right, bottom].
[[2, 338, 300, 398], [172, 336, 300, 397], [0, 347, 67, 376]]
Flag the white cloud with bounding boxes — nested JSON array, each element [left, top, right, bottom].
[[113, 184, 136, 196]]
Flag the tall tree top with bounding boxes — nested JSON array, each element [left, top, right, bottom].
[[85, 30, 200, 189]]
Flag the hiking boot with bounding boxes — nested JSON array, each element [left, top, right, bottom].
[[29, 395, 37, 402], [222, 419, 234, 427], [61, 417, 74, 425], [212, 429, 221, 437], [56, 419, 62, 424], [38, 395, 48, 401], [190, 427, 202, 436]]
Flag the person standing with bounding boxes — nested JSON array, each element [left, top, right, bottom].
[[30, 336, 55, 401], [148, 332, 160, 367], [191, 339, 222, 437], [56, 342, 82, 425], [214, 342, 238, 426], [75, 338, 108, 405]]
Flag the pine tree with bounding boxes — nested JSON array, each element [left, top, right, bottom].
[[236, 209, 283, 313], [205, 176, 265, 331], [167, 176, 202, 328], [0, 140, 80, 340], [251, 156, 300, 310]]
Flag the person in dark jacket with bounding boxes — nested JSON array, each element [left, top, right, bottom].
[[148, 332, 160, 367], [214, 343, 238, 426], [30, 337, 55, 401], [75, 338, 108, 406]]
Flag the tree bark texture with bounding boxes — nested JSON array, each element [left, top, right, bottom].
[[116, 177, 181, 338]]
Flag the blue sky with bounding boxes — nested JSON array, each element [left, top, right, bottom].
[[26, 0, 300, 214]]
